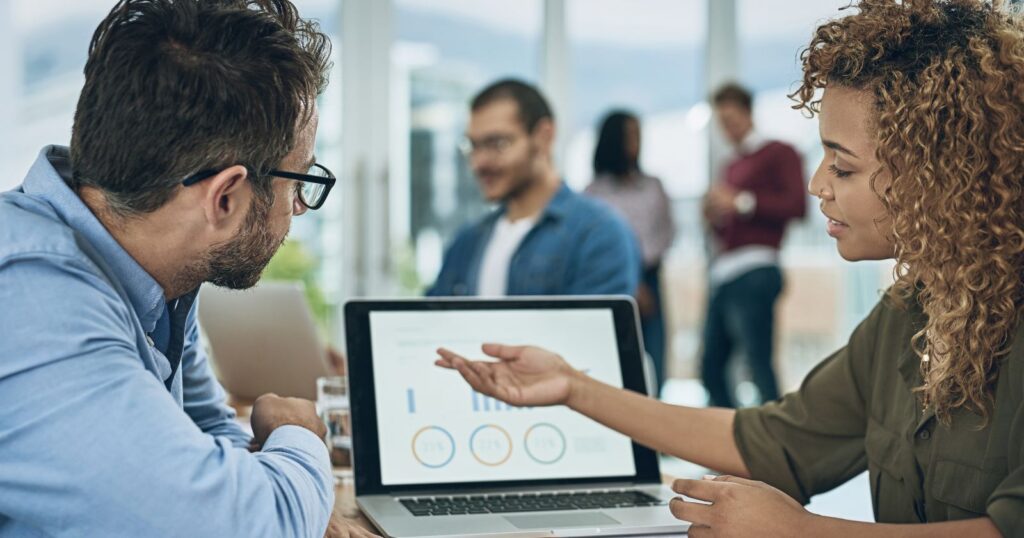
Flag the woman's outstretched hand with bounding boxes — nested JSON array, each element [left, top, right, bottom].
[[435, 344, 583, 407]]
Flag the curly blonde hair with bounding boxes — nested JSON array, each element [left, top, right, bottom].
[[794, 0, 1024, 424]]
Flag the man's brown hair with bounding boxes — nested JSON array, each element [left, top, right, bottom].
[[70, 0, 331, 215], [711, 82, 753, 112]]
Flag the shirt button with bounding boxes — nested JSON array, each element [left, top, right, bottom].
[[918, 430, 931, 441], [145, 334, 155, 347]]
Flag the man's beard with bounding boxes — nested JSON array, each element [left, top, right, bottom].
[[501, 171, 535, 203], [195, 191, 288, 290], [498, 146, 539, 203]]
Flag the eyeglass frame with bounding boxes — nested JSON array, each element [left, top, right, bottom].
[[181, 163, 336, 210], [457, 133, 523, 159]]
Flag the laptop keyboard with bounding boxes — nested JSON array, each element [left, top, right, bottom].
[[398, 489, 666, 517]]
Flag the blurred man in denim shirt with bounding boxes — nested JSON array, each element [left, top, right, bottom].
[[429, 79, 640, 298]]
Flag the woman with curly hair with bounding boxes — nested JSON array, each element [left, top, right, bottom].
[[435, 0, 1023, 535]]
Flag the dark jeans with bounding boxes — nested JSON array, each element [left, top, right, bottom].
[[641, 263, 666, 392], [700, 266, 783, 408]]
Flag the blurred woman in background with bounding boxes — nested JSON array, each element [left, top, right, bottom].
[[586, 111, 675, 392]]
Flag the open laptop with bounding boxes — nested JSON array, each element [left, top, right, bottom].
[[345, 297, 688, 537], [198, 281, 332, 402]]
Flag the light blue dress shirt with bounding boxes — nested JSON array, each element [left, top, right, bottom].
[[0, 147, 333, 537]]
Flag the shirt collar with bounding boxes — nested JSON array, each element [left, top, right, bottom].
[[491, 181, 573, 224], [20, 146, 168, 332], [736, 129, 769, 156], [540, 181, 572, 221]]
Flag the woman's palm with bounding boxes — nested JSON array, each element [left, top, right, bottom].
[[436, 345, 575, 407], [490, 347, 572, 406]]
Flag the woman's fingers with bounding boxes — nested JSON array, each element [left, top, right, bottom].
[[436, 347, 465, 362], [707, 474, 766, 488], [452, 357, 487, 389], [438, 346, 524, 403], [482, 343, 526, 361], [668, 497, 714, 526], [435, 347, 470, 370], [671, 478, 728, 503]]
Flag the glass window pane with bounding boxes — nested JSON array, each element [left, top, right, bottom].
[[2, 0, 101, 191], [394, 0, 542, 292], [3, 0, 344, 335], [564, 1, 707, 395], [264, 0, 342, 336], [565, 0, 707, 199]]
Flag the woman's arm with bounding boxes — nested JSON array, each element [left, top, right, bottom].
[[809, 515, 1002, 538], [439, 300, 885, 504], [567, 371, 749, 477], [437, 344, 749, 476]]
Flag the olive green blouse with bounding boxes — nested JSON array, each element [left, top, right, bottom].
[[734, 296, 1023, 536]]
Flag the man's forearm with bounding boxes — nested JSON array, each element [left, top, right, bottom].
[[567, 373, 749, 477]]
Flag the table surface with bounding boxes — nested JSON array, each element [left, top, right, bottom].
[[332, 472, 376, 530]]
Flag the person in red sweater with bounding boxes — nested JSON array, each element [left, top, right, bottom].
[[700, 83, 806, 407]]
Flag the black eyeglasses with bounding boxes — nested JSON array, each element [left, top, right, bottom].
[[182, 163, 336, 210]]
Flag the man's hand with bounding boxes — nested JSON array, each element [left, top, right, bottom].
[[250, 393, 326, 448], [324, 511, 380, 538], [670, 475, 814, 537]]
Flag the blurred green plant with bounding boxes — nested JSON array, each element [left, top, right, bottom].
[[262, 240, 331, 334], [394, 239, 425, 296]]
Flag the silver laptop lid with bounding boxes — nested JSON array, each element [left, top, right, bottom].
[[198, 281, 331, 402]]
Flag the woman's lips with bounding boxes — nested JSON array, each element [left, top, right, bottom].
[[826, 216, 849, 237]]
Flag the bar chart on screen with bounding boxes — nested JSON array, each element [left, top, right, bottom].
[[471, 390, 532, 412], [371, 308, 636, 485]]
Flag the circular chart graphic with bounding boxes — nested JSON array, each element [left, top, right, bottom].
[[469, 424, 513, 466], [411, 426, 456, 468], [524, 423, 566, 464]]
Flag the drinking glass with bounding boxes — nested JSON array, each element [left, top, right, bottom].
[[316, 375, 351, 467]]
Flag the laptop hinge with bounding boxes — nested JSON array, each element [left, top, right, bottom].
[[382, 479, 661, 498]]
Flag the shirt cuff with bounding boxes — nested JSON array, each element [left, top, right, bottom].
[[733, 406, 809, 504], [987, 497, 1022, 538], [263, 425, 332, 473]]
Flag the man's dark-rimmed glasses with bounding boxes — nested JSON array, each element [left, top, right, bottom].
[[182, 163, 336, 210]]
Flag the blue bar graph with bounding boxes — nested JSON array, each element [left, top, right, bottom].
[[471, 390, 531, 412], [407, 388, 416, 414]]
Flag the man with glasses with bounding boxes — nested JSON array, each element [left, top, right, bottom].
[[429, 79, 640, 298], [0, 1, 371, 537]]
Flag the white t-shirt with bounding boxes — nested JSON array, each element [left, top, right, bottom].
[[476, 215, 538, 296]]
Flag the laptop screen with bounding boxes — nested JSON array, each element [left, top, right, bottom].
[[369, 308, 638, 486]]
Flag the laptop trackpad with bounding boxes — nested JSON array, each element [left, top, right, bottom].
[[505, 513, 620, 529]]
